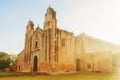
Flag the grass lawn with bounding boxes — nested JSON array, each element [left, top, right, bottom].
[[0, 72, 120, 80], [0, 72, 29, 75]]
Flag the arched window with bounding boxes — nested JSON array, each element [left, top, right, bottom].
[[35, 41, 38, 48]]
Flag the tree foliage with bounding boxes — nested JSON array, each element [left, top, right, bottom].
[[0, 52, 12, 69]]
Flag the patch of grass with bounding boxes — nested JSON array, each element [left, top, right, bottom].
[[0, 72, 29, 75], [0, 73, 120, 80]]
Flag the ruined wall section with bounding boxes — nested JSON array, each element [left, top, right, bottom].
[[74, 33, 85, 72], [16, 50, 25, 72], [74, 33, 114, 73], [75, 33, 114, 73], [55, 29, 75, 72]]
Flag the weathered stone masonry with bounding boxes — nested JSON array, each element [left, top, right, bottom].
[[16, 7, 120, 73]]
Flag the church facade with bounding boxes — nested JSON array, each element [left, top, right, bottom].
[[16, 7, 120, 73]]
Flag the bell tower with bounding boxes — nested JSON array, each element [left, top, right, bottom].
[[25, 20, 34, 53], [44, 6, 57, 30], [23, 20, 34, 71], [44, 7, 57, 71], [26, 20, 34, 38]]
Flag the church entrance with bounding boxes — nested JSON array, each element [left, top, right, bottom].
[[33, 56, 38, 72], [76, 58, 80, 72]]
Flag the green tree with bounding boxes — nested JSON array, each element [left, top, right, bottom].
[[0, 52, 12, 70]]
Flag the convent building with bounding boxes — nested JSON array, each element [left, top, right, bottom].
[[16, 7, 120, 73]]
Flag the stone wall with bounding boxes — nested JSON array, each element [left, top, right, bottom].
[[56, 29, 75, 72], [74, 33, 116, 73]]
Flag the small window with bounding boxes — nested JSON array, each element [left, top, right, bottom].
[[35, 41, 38, 48]]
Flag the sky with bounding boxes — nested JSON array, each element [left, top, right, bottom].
[[0, 0, 120, 54]]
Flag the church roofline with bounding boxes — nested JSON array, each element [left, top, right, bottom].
[[35, 26, 43, 31], [77, 32, 120, 46]]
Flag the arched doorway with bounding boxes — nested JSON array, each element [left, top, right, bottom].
[[33, 56, 38, 72], [76, 58, 80, 72]]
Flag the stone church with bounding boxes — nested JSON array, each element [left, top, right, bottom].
[[16, 7, 120, 73]]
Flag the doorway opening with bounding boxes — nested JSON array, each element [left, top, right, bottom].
[[76, 58, 80, 72], [33, 56, 38, 72]]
